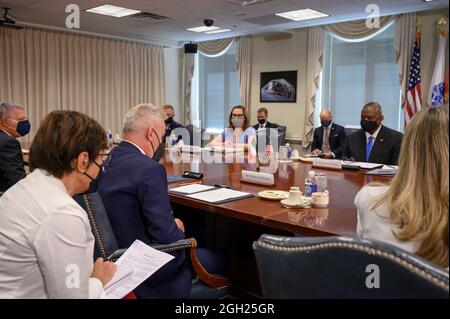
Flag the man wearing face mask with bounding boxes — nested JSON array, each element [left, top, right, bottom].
[[311, 109, 346, 159], [96, 104, 227, 298], [0, 102, 30, 192], [343, 102, 403, 165], [252, 108, 278, 131], [163, 105, 183, 139]]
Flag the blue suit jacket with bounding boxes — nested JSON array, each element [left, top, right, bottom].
[[97, 141, 191, 298]]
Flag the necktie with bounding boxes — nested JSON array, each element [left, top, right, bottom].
[[366, 136, 374, 162], [322, 127, 330, 153]]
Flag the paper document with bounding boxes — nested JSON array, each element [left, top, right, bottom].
[[169, 184, 214, 194], [104, 240, 174, 299], [186, 188, 252, 204], [357, 162, 383, 169]]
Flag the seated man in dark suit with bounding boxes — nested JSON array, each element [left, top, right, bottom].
[[252, 107, 278, 131], [0, 102, 30, 192], [96, 103, 225, 298], [311, 109, 346, 159], [163, 104, 183, 141], [343, 102, 403, 165]]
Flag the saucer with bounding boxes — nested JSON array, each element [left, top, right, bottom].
[[281, 198, 311, 209], [258, 190, 289, 201]]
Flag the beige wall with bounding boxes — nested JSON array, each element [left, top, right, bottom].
[[249, 29, 308, 141], [163, 47, 183, 123], [165, 8, 448, 141]]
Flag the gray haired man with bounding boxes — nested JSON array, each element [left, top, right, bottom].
[[0, 102, 30, 192]]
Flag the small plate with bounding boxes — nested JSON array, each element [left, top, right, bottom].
[[290, 156, 302, 162], [278, 159, 293, 163], [299, 156, 314, 163], [281, 197, 311, 208], [258, 190, 289, 201]]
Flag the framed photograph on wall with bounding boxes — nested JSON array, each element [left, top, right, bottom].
[[260, 70, 297, 103]]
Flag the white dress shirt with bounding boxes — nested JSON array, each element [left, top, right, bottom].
[[364, 124, 382, 143], [354, 185, 420, 254], [0, 169, 105, 298]]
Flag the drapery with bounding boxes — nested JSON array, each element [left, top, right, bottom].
[[236, 36, 252, 109], [322, 15, 397, 42], [303, 27, 325, 147], [198, 37, 236, 57], [394, 13, 417, 111], [0, 27, 165, 142]]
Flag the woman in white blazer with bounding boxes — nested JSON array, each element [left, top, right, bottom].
[[355, 106, 448, 268], [0, 110, 116, 298]]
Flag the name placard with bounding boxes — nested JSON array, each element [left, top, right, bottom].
[[241, 170, 275, 186], [312, 158, 342, 170]]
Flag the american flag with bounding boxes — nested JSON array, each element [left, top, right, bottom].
[[404, 38, 422, 126]]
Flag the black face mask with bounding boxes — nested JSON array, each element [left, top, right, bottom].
[[360, 119, 379, 133], [258, 119, 266, 125], [164, 117, 174, 125], [82, 160, 102, 193], [321, 120, 331, 128]]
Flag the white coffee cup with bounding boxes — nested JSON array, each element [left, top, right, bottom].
[[311, 191, 329, 207], [292, 149, 300, 158], [287, 187, 302, 205]]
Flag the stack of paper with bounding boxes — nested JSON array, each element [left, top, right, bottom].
[[169, 184, 215, 194], [186, 188, 253, 204], [104, 240, 174, 299]]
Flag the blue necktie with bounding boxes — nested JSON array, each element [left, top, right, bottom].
[[366, 136, 374, 162]]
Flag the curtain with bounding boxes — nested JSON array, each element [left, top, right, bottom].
[[322, 15, 397, 42], [236, 36, 252, 109], [303, 27, 324, 147], [182, 53, 195, 125], [394, 13, 417, 111], [198, 37, 236, 57], [0, 27, 165, 142]]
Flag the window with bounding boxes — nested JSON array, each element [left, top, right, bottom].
[[192, 44, 241, 133], [321, 23, 403, 131]]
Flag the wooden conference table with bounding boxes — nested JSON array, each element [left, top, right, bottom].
[[161, 149, 391, 297], [23, 146, 391, 297]]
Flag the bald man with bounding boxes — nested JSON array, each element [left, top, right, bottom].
[[311, 109, 346, 159]]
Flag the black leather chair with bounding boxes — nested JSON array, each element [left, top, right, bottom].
[[253, 234, 449, 299], [75, 192, 229, 299], [184, 124, 205, 147], [256, 126, 287, 152]]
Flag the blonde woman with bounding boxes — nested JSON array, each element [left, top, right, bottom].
[[354, 106, 448, 268]]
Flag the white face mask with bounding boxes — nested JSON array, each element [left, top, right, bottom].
[[231, 118, 244, 128]]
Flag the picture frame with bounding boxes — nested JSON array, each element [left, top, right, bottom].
[[260, 70, 297, 103]]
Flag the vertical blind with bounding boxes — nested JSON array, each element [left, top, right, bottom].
[[321, 23, 403, 131], [196, 44, 240, 132]]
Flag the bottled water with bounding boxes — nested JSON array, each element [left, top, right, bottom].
[[107, 129, 113, 149], [286, 143, 292, 159], [304, 170, 318, 197]]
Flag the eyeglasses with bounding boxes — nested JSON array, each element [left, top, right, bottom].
[[92, 153, 112, 173], [231, 114, 245, 118]]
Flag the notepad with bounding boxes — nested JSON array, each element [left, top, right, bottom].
[[186, 188, 253, 204], [104, 240, 174, 299], [169, 184, 215, 194]]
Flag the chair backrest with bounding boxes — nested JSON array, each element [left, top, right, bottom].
[[344, 125, 360, 137], [74, 192, 120, 259], [253, 234, 449, 299], [255, 125, 286, 152], [184, 124, 205, 146]]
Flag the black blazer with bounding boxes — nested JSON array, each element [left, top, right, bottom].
[[311, 123, 347, 159], [0, 130, 26, 192], [253, 121, 278, 131], [342, 125, 403, 165]]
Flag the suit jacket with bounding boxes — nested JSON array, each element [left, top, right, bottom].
[[164, 120, 184, 138], [342, 125, 403, 165], [311, 123, 347, 159], [253, 121, 278, 131], [96, 141, 191, 298], [0, 130, 26, 192]]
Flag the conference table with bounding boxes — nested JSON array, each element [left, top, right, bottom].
[[160, 149, 391, 297], [22, 145, 391, 297]]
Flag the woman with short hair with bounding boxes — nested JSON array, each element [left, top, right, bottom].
[[0, 110, 116, 298]]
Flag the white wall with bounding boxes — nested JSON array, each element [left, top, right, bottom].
[[163, 47, 183, 123]]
